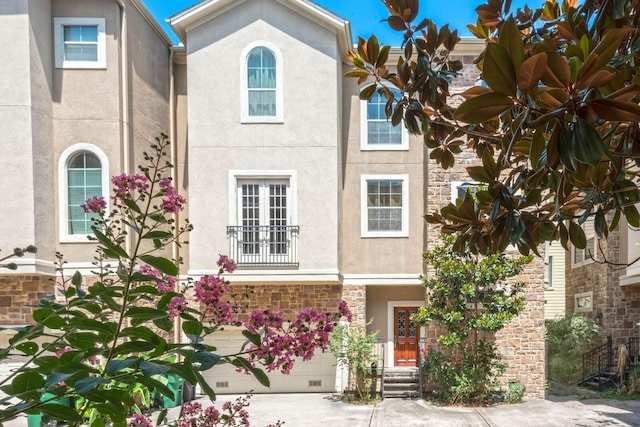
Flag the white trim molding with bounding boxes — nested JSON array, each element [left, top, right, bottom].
[[54, 17, 106, 69], [58, 143, 110, 243], [240, 41, 284, 123], [341, 274, 422, 286], [361, 174, 409, 238], [574, 291, 593, 313]]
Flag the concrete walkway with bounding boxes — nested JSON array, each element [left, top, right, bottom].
[[201, 393, 640, 427], [5, 393, 640, 426]]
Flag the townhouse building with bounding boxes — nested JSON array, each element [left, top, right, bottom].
[[0, 0, 548, 397]]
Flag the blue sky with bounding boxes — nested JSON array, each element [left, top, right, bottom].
[[144, 0, 532, 45]]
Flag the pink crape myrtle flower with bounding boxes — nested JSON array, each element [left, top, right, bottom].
[[55, 346, 73, 358], [217, 254, 237, 273], [111, 174, 149, 205], [80, 196, 106, 214], [159, 178, 186, 213], [339, 300, 353, 322], [241, 302, 350, 374], [193, 275, 235, 325], [167, 296, 188, 320], [138, 264, 176, 293], [128, 413, 153, 427]]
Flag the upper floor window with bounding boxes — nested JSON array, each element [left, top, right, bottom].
[[360, 88, 408, 150], [227, 171, 298, 266], [361, 174, 409, 237], [240, 42, 283, 123], [54, 18, 106, 69], [572, 220, 597, 267], [59, 144, 109, 242]]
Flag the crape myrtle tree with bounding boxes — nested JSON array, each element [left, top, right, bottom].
[[348, 0, 640, 256], [0, 136, 352, 427]]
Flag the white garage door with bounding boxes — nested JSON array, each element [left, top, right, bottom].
[[200, 330, 338, 394]]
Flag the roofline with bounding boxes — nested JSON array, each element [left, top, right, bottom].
[[168, 0, 352, 56], [132, 0, 174, 46]]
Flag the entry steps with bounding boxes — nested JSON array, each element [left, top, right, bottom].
[[382, 367, 421, 398]]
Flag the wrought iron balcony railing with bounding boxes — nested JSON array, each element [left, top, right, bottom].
[[226, 225, 299, 267]]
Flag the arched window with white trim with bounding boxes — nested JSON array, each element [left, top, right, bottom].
[[241, 42, 283, 123], [58, 144, 109, 241]]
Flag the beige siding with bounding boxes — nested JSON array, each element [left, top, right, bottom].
[[544, 241, 566, 320]]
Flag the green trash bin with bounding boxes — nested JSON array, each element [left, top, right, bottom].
[[160, 374, 184, 408], [26, 393, 72, 427]]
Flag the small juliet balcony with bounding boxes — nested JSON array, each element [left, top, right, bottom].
[[226, 225, 299, 267]]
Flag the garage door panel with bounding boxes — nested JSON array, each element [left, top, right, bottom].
[[201, 332, 337, 394]]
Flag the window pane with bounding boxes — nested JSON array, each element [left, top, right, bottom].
[[366, 179, 403, 232], [366, 90, 402, 145], [67, 151, 102, 235], [248, 91, 276, 116]]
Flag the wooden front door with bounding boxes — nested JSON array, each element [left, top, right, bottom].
[[394, 307, 420, 366]]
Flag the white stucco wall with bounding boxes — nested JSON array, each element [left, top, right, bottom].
[[0, 1, 38, 253], [186, 0, 341, 275]]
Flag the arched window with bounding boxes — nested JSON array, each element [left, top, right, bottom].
[[247, 47, 276, 116], [59, 144, 109, 241], [241, 42, 283, 122]]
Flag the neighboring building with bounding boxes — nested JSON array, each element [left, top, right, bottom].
[[0, 0, 547, 398], [565, 218, 640, 346], [544, 241, 566, 320]]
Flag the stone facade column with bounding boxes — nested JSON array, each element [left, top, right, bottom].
[[341, 284, 366, 327]]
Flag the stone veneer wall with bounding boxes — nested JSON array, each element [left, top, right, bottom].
[[495, 256, 546, 398], [229, 283, 343, 321], [0, 274, 55, 325], [421, 53, 546, 398], [341, 285, 367, 327], [565, 226, 640, 346]]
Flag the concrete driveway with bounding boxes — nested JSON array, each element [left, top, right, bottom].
[[5, 393, 640, 426], [205, 393, 640, 427]]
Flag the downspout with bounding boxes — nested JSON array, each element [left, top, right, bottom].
[[169, 47, 181, 347], [114, 0, 132, 254]]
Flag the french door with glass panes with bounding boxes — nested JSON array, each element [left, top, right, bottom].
[[237, 180, 290, 264]]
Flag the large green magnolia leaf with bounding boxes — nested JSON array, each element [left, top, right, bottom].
[[572, 118, 605, 166], [587, 98, 640, 122], [517, 53, 547, 92], [498, 17, 524, 70], [483, 43, 517, 96], [454, 93, 513, 123]]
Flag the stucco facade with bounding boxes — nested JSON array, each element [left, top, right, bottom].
[[1, 0, 548, 398]]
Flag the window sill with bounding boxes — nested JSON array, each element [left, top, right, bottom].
[[360, 145, 409, 152], [59, 235, 96, 244]]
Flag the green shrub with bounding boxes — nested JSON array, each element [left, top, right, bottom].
[[503, 381, 525, 404], [546, 314, 602, 385]]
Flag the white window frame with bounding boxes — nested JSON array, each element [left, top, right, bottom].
[[54, 17, 106, 69], [572, 220, 597, 267], [240, 41, 284, 123], [575, 291, 593, 313], [360, 87, 409, 151], [450, 181, 483, 203], [228, 170, 297, 227], [361, 174, 409, 238], [58, 143, 110, 242]]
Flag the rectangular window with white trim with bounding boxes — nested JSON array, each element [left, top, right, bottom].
[[360, 88, 409, 150], [54, 18, 106, 69], [361, 175, 409, 237], [572, 220, 597, 267]]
